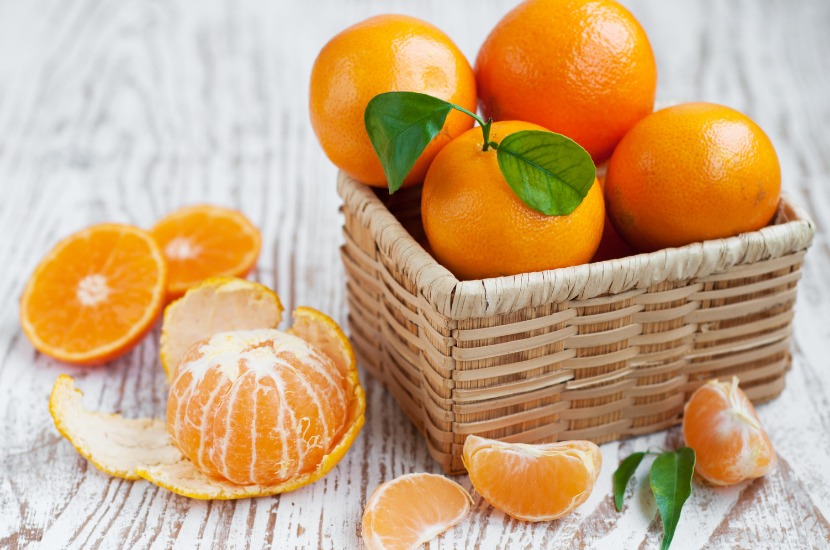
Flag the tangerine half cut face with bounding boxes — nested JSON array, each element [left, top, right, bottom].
[[167, 328, 349, 486]]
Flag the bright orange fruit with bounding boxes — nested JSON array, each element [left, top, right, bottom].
[[20, 223, 167, 365], [605, 102, 781, 252], [475, 0, 657, 164], [151, 205, 261, 299], [309, 14, 477, 188], [167, 323, 349, 486], [462, 435, 601, 522], [683, 377, 777, 486], [421, 120, 605, 280], [362, 473, 472, 549]]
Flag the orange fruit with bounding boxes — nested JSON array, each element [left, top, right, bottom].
[[167, 324, 349, 486], [462, 435, 601, 522], [50, 306, 366, 499], [475, 0, 657, 164], [421, 120, 605, 280], [591, 175, 637, 262], [605, 102, 781, 252], [683, 377, 776, 486], [20, 223, 167, 365], [151, 205, 261, 299], [309, 14, 477, 188], [362, 473, 472, 549]]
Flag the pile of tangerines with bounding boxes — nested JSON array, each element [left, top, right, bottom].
[[18, 1, 780, 548], [310, 0, 781, 281], [309, 0, 780, 547]]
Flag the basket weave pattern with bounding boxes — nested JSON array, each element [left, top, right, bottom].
[[338, 172, 815, 474]]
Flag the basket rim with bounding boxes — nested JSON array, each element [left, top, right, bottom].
[[337, 171, 815, 320]]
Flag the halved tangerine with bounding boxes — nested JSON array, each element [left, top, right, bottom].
[[362, 473, 472, 550], [683, 377, 776, 486], [20, 223, 167, 365], [151, 205, 261, 299], [462, 435, 602, 522]]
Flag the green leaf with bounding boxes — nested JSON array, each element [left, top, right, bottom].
[[495, 130, 596, 216], [364, 91, 453, 193], [613, 452, 646, 512], [650, 448, 696, 550]]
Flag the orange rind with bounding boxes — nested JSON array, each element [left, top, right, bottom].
[[159, 276, 283, 382], [50, 305, 365, 500]]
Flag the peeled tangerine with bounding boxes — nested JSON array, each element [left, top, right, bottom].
[[462, 436, 602, 522], [362, 473, 472, 550], [683, 377, 776, 486], [49, 277, 365, 499]]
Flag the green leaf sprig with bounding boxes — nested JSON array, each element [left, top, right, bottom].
[[364, 91, 596, 215], [613, 447, 696, 550]]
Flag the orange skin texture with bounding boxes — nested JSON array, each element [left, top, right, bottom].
[[605, 102, 781, 252], [422, 120, 605, 281], [683, 379, 777, 486], [309, 14, 476, 187], [475, 0, 657, 165]]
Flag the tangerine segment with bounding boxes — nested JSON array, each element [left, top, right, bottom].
[[160, 276, 283, 382], [50, 308, 365, 500], [462, 436, 602, 522], [151, 205, 261, 299], [20, 223, 167, 365], [362, 473, 472, 550], [683, 377, 776, 486]]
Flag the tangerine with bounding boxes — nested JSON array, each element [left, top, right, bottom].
[[683, 377, 776, 486], [605, 102, 781, 252], [362, 473, 472, 549], [20, 223, 167, 365], [421, 120, 605, 280], [309, 14, 477, 187], [167, 327, 349, 485], [151, 205, 261, 300], [462, 435, 601, 522], [475, 0, 657, 164]]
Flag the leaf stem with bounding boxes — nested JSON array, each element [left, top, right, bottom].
[[450, 105, 494, 152]]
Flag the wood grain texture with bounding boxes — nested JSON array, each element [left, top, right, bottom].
[[0, 0, 828, 548]]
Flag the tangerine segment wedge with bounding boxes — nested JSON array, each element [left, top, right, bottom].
[[50, 308, 365, 500], [159, 276, 283, 382], [20, 223, 167, 365], [683, 377, 776, 486], [362, 473, 472, 550], [462, 436, 602, 522], [151, 205, 261, 299]]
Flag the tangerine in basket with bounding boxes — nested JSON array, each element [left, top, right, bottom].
[[309, 14, 477, 187], [475, 0, 657, 164], [462, 435, 602, 522], [362, 473, 472, 550], [20, 223, 167, 365], [167, 325, 350, 485], [421, 120, 605, 280], [683, 377, 776, 486], [151, 205, 261, 300], [605, 102, 781, 252]]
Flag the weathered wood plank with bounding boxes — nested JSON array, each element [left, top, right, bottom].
[[0, 0, 828, 548]]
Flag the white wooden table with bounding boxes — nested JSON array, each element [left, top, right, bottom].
[[1, 0, 829, 548]]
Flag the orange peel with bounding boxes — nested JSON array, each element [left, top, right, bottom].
[[49, 302, 365, 500], [159, 276, 284, 382]]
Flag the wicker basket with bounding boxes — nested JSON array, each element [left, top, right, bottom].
[[337, 171, 815, 475]]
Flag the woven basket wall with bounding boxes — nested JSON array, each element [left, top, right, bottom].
[[337, 171, 815, 475]]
